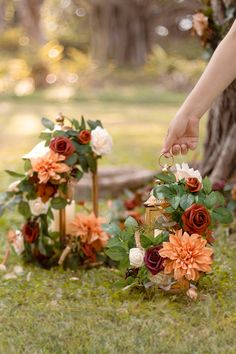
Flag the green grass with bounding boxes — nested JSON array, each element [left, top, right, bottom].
[[0, 226, 236, 354], [1, 87, 234, 354]]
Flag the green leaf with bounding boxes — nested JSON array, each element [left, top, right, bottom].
[[75, 169, 83, 181], [65, 153, 78, 166], [72, 141, 91, 154], [211, 207, 233, 224], [41, 117, 55, 131], [180, 194, 194, 210], [67, 130, 79, 138], [124, 216, 138, 229], [51, 197, 68, 210], [105, 246, 128, 261], [103, 223, 121, 237], [39, 132, 52, 142], [155, 171, 176, 184], [78, 155, 89, 172], [203, 176, 212, 194], [87, 155, 97, 173], [205, 191, 225, 209], [5, 170, 25, 178], [140, 234, 154, 248], [153, 185, 174, 199], [80, 116, 86, 130], [153, 231, 169, 245], [19, 180, 34, 193], [18, 201, 31, 218], [24, 159, 32, 172], [107, 237, 123, 248], [170, 195, 180, 209], [53, 130, 68, 137], [87, 120, 103, 130], [71, 118, 80, 130]]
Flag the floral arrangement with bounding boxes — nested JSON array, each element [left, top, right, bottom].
[[0, 115, 112, 268], [106, 163, 233, 299]]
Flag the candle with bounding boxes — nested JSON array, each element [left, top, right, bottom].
[[50, 201, 76, 235]]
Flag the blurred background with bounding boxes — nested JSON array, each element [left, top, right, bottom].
[[0, 0, 207, 191]]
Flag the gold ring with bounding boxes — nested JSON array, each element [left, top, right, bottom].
[[158, 153, 175, 168]]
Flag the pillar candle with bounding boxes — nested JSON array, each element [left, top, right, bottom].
[[50, 201, 76, 235]]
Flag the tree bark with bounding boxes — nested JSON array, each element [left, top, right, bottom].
[[88, 0, 157, 66], [15, 0, 45, 45], [200, 1, 236, 184]]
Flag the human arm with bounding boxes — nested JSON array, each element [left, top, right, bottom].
[[162, 19, 236, 156]]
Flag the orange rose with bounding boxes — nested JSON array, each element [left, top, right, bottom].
[[78, 130, 91, 144], [186, 177, 202, 193], [182, 204, 211, 235], [37, 183, 57, 202], [231, 186, 236, 201]]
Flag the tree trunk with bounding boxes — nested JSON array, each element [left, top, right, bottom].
[[200, 0, 236, 184], [15, 0, 45, 45], [89, 0, 157, 66]]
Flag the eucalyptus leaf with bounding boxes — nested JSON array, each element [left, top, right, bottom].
[[170, 195, 180, 209], [41, 117, 55, 131], [105, 246, 128, 261], [155, 171, 176, 184], [124, 216, 138, 229], [18, 201, 31, 218], [5, 170, 25, 178], [51, 197, 68, 210], [180, 194, 194, 210], [203, 176, 212, 194], [65, 153, 78, 166]]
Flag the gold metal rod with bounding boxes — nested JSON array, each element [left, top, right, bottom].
[[59, 208, 66, 246]]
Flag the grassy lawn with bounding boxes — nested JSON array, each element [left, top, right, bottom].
[[1, 87, 235, 354]]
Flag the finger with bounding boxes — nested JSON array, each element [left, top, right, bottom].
[[188, 141, 198, 150], [181, 144, 188, 155], [172, 144, 181, 156], [161, 128, 177, 154]]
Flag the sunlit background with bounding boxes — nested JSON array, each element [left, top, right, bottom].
[[0, 0, 207, 191]]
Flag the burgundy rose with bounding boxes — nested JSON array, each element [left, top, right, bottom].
[[212, 180, 225, 191], [22, 221, 40, 243], [182, 204, 211, 235], [186, 177, 202, 193], [49, 137, 75, 157], [124, 198, 138, 210], [78, 130, 91, 144], [144, 245, 164, 275]]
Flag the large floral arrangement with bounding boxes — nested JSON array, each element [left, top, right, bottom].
[[106, 163, 233, 299], [1, 115, 112, 268]]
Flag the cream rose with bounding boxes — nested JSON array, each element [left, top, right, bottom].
[[129, 248, 145, 268], [91, 127, 113, 156], [175, 163, 202, 183], [22, 141, 50, 159], [29, 197, 50, 216]]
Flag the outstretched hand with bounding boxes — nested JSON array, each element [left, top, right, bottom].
[[161, 115, 200, 156]]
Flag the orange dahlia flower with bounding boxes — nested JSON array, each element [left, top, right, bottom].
[[70, 213, 109, 251], [30, 150, 71, 184], [159, 229, 213, 281]]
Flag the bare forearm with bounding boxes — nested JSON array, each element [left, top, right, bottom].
[[177, 20, 236, 120]]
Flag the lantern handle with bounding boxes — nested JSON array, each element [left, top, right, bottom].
[[158, 153, 175, 169]]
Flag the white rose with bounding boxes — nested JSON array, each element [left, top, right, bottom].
[[12, 230, 25, 255], [129, 248, 145, 268], [175, 163, 202, 182], [7, 180, 21, 193], [29, 197, 50, 216], [22, 141, 50, 159], [91, 127, 113, 156]]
